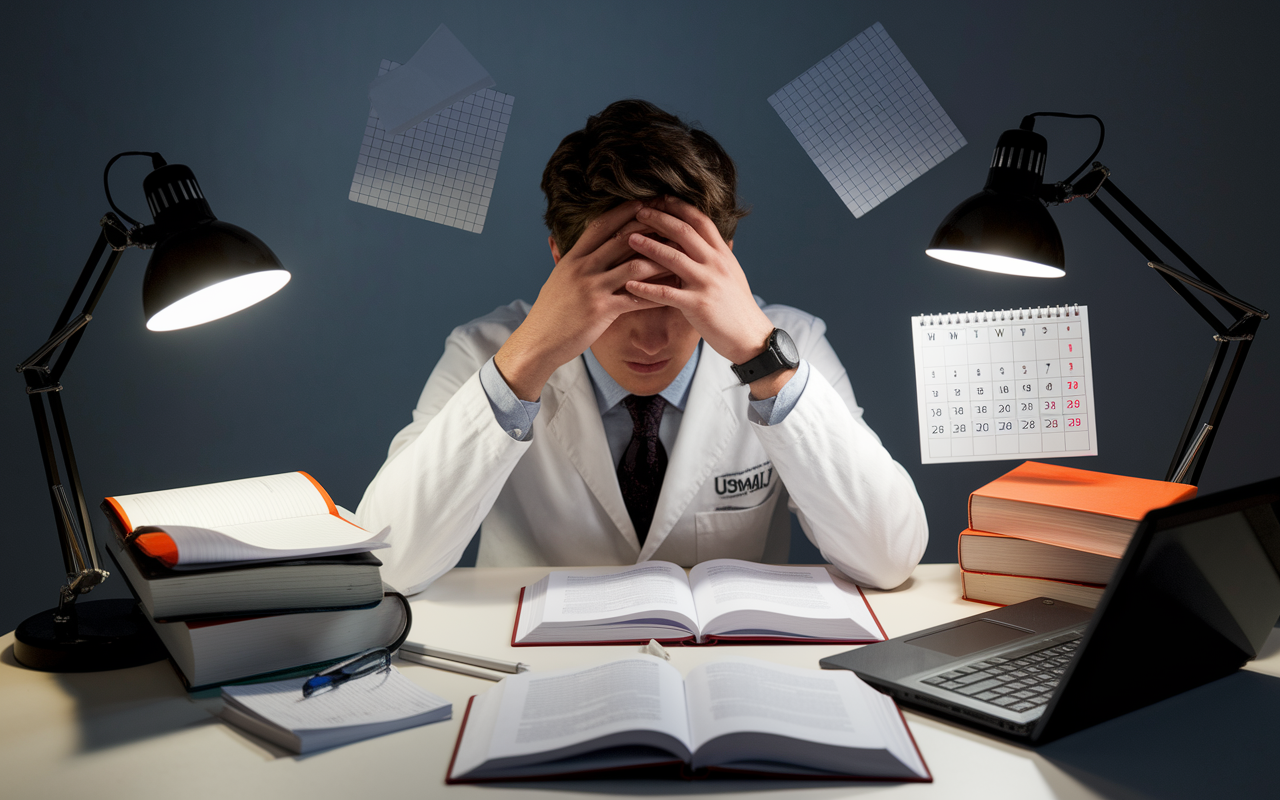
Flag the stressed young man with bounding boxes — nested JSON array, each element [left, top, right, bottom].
[[357, 100, 927, 595]]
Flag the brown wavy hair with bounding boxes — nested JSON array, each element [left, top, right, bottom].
[[541, 99, 749, 253]]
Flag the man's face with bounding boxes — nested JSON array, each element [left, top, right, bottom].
[[590, 297, 701, 397], [549, 226, 702, 397]]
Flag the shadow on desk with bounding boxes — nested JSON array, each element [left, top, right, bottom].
[[1037, 670, 1280, 799], [2, 644, 217, 754]]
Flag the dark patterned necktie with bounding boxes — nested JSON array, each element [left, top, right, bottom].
[[617, 394, 669, 546]]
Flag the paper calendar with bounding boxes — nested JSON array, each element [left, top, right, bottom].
[[910, 306, 1097, 464]]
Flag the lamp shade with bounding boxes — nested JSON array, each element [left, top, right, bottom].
[[139, 163, 290, 331], [926, 126, 1066, 278]]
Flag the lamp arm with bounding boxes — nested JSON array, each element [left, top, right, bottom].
[[1072, 170, 1266, 485], [1145, 261, 1268, 322], [15, 217, 139, 626]]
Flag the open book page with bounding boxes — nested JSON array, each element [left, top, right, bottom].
[[537, 563, 699, 633], [683, 659, 926, 778], [158, 517, 390, 568], [688, 559, 882, 641], [110, 472, 334, 531], [456, 657, 692, 777]]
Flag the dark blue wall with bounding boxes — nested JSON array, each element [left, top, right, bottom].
[[3, 1, 1277, 634]]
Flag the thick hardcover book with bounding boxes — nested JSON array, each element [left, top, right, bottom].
[[511, 560, 885, 646], [957, 529, 1118, 586], [961, 569, 1105, 609], [446, 656, 930, 783], [967, 461, 1196, 558], [103, 512, 384, 621], [145, 592, 411, 692]]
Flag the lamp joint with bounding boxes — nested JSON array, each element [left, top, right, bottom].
[[26, 383, 63, 394], [100, 212, 157, 251]]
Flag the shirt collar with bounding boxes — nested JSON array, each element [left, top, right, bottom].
[[582, 342, 701, 414]]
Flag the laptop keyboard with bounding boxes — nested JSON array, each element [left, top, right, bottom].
[[921, 637, 1082, 714]]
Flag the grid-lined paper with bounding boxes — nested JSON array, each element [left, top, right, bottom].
[[768, 22, 965, 218], [350, 59, 513, 233]]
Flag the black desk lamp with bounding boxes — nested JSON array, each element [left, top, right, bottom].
[[13, 151, 290, 671], [926, 113, 1267, 486]]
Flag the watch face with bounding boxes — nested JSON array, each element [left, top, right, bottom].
[[774, 329, 800, 365]]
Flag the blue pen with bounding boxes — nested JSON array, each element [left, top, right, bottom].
[[301, 647, 392, 698]]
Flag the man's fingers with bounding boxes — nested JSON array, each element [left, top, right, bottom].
[[601, 257, 671, 291], [654, 196, 724, 247], [569, 200, 644, 257], [634, 206, 716, 261], [587, 220, 658, 271], [627, 233, 700, 279], [604, 292, 664, 314], [624, 278, 691, 310]]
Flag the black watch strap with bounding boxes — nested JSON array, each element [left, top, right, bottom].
[[731, 328, 800, 385]]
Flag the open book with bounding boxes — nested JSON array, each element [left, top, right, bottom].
[[104, 472, 389, 568], [513, 560, 885, 645], [447, 656, 930, 782]]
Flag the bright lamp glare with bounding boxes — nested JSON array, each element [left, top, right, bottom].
[[925, 249, 1065, 278], [146, 270, 291, 331]]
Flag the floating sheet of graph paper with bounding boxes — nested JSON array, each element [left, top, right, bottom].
[[369, 24, 494, 137], [768, 22, 965, 218], [349, 60, 513, 233]]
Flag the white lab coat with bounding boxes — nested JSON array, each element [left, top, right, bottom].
[[357, 299, 928, 595]]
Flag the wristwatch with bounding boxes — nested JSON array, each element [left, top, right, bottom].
[[731, 328, 800, 384]]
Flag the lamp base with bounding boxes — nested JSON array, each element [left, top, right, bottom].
[[13, 599, 168, 672]]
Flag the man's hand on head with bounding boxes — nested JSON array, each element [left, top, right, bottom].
[[622, 198, 794, 399], [494, 200, 669, 402]]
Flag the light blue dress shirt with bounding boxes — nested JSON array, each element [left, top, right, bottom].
[[479, 343, 810, 451]]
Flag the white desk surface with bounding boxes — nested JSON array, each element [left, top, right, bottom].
[[3, 563, 1278, 800]]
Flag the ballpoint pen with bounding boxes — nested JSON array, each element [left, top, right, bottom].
[[301, 647, 392, 698]]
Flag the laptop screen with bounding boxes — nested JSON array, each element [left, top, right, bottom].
[[1036, 478, 1280, 741]]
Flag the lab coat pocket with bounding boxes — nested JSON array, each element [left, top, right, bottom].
[[694, 490, 780, 563]]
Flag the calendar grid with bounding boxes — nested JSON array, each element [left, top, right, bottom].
[[911, 306, 1098, 464]]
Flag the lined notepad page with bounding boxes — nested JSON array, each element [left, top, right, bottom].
[[223, 668, 450, 731], [911, 306, 1098, 464]]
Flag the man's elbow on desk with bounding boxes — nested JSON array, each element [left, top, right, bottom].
[[819, 511, 929, 592]]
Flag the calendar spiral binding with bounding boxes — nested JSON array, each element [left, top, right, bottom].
[[915, 305, 1082, 326]]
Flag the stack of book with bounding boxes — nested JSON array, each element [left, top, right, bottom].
[[959, 462, 1197, 608], [103, 472, 411, 691]]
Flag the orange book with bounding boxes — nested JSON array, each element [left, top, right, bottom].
[[957, 529, 1119, 586], [960, 569, 1105, 609], [967, 461, 1196, 558]]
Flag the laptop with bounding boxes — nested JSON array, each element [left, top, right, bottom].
[[820, 475, 1280, 744]]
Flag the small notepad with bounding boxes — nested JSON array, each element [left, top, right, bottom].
[[910, 306, 1098, 464], [219, 667, 451, 753]]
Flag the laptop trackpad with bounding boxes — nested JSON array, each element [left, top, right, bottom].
[[906, 620, 1033, 657]]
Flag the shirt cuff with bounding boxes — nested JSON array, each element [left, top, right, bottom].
[[747, 359, 810, 426], [479, 357, 539, 441]]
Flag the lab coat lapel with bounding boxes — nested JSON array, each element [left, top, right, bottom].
[[639, 346, 742, 560], [543, 358, 640, 553]]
